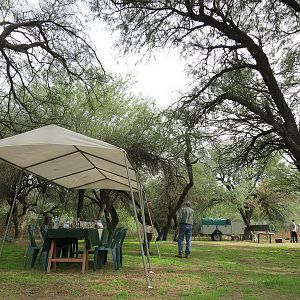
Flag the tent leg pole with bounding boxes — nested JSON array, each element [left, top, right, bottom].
[[138, 183, 152, 272], [142, 189, 161, 259], [0, 172, 23, 258], [123, 152, 152, 289]]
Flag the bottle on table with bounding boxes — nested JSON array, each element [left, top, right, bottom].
[[63, 220, 70, 229], [53, 216, 59, 229], [95, 220, 103, 229]]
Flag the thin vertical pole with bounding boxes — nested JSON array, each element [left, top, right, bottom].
[[123, 151, 152, 289], [142, 188, 161, 259], [0, 172, 23, 257], [138, 182, 152, 271]]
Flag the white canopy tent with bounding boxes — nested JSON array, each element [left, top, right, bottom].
[[0, 124, 138, 191], [0, 125, 152, 287]]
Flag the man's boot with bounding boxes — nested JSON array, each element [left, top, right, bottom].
[[175, 253, 183, 258]]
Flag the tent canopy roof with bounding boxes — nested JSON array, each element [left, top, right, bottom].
[[0, 125, 137, 191]]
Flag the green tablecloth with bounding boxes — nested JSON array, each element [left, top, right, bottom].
[[44, 228, 101, 250]]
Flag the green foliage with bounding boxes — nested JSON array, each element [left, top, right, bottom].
[[116, 207, 136, 233], [188, 163, 227, 222], [203, 155, 300, 228], [0, 69, 165, 231], [92, 0, 300, 174], [262, 159, 300, 194], [0, 0, 102, 129]]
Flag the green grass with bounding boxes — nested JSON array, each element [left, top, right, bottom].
[[0, 238, 300, 299]]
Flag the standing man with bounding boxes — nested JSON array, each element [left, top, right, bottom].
[[143, 200, 154, 255], [176, 201, 194, 258], [290, 219, 298, 243]]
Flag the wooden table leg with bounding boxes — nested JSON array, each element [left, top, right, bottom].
[[82, 241, 87, 274], [46, 237, 92, 273], [53, 241, 57, 270], [85, 245, 89, 272], [47, 240, 55, 272]]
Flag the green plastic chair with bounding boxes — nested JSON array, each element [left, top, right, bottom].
[[24, 225, 41, 268], [38, 225, 49, 270], [93, 227, 123, 271], [40, 225, 48, 241], [117, 228, 127, 268], [93, 228, 110, 271]]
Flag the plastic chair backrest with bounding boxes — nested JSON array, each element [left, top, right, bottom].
[[104, 227, 120, 246], [100, 228, 109, 246], [28, 225, 39, 248], [112, 227, 126, 247], [119, 228, 127, 246], [40, 225, 48, 241]]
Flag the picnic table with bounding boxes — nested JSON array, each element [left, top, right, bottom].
[[257, 231, 274, 244], [45, 228, 102, 273]]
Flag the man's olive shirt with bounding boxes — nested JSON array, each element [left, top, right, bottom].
[[178, 207, 194, 225]]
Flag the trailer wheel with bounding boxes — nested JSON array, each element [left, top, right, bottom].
[[211, 231, 222, 241]]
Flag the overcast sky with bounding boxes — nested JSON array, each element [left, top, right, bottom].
[[26, 0, 190, 108], [90, 21, 190, 108]]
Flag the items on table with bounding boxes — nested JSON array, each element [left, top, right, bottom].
[[52, 217, 102, 229], [53, 216, 59, 229]]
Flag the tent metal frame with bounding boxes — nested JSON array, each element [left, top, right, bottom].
[[138, 182, 152, 273], [123, 151, 152, 288], [0, 150, 153, 288], [0, 172, 23, 257], [141, 186, 161, 259]]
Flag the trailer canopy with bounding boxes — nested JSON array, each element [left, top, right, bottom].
[[201, 218, 231, 226]]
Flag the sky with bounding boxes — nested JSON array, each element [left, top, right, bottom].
[[26, 0, 190, 108], [90, 21, 190, 108]]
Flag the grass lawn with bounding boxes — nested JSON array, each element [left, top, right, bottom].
[[0, 237, 299, 299]]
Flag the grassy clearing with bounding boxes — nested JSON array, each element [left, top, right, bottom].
[[0, 238, 299, 299]]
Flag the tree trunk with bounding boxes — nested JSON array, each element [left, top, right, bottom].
[[244, 227, 252, 240], [12, 206, 20, 239], [100, 190, 119, 234], [157, 215, 173, 241], [105, 205, 118, 233], [77, 189, 84, 220], [159, 134, 195, 240], [239, 207, 253, 239]]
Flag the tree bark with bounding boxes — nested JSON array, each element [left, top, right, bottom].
[[100, 190, 119, 233], [239, 207, 253, 240], [158, 133, 195, 240], [77, 189, 85, 220], [12, 206, 20, 239]]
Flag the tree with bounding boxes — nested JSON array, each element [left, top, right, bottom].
[[0, 0, 102, 131], [209, 145, 298, 235], [187, 163, 226, 216], [93, 0, 300, 170], [156, 132, 196, 240], [140, 105, 207, 240], [0, 165, 63, 238]]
